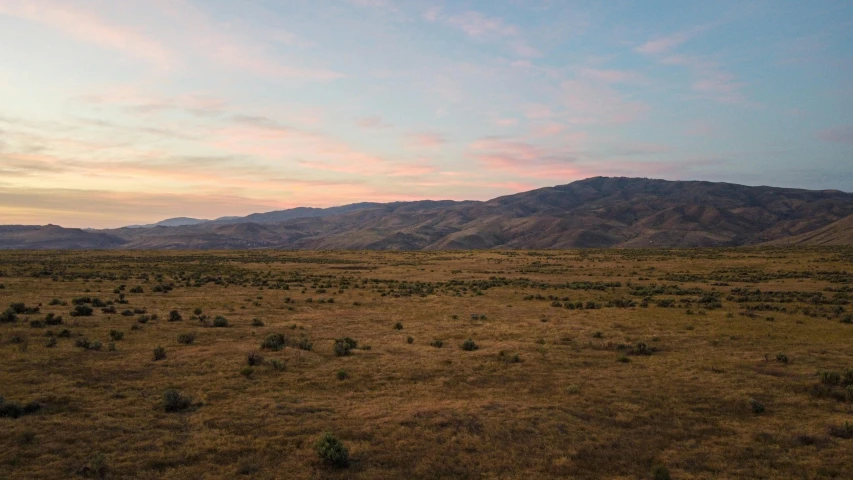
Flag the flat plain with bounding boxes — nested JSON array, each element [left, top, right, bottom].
[[1, 247, 852, 479]]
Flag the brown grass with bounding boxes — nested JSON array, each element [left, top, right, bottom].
[[1, 247, 852, 479]]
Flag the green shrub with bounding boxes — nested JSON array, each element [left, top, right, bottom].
[[163, 389, 192, 412], [393, 322, 403, 330], [153, 346, 166, 361], [109, 330, 124, 341], [430, 339, 444, 348], [461, 338, 479, 351], [315, 432, 349, 468], [247, 351, 264, 366], [294, 336, 313, 351], [0, 308, 17, 323], [820, 371, 841, 386], [337, 370, 349, 380], [750, 399, 765, 414], [829, 422, 853, 439], [70, 305, 94, 317], [776, 353, 789, 364], [240, 366, 254, 378], [177, 333, 196, 345], [213, 316, 229, 328], [261, 333, 286, 351], [252, 318, 264, 327], [334, 337, 358, 356], [269, 359, 286, 371], [406, 336, 414, 344], [651, 464, 671, 480], [44, 313, 63, 325], [168, 310, 182, 322], [75, 338, 101, 351]]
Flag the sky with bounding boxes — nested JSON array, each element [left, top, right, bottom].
[[0, 0, 851, 228]]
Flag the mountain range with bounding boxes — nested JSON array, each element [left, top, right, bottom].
[[3, 177, 852, 250]]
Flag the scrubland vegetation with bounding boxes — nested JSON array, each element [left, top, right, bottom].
[[1, 247, 853, 479]]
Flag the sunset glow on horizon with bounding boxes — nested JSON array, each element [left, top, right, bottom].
[[1, 0, 851, 228]]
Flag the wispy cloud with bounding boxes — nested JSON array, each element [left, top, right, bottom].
[[423, 7, 540, 58], [406, 132, 447, 148], [817, 126, 853, 145], [0, 0, 175, 70], [635, 25, 710, 55]]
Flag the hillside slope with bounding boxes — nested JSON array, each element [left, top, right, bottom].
[[4, 177, 853, 249]]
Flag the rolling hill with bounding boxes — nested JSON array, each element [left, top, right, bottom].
[[3, 177, 852, 250]]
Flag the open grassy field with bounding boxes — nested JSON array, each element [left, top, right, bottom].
[[1, 247, 853, 479]]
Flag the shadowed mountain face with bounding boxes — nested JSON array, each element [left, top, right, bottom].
[[3, 177, 853, 250]]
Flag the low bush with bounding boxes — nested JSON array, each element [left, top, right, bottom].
[[315, 432, 349, 468], [334, 337, 358, 356], [177, 333, 196, 345], [75, 338, 101, 351], [261, 333, 286, 351], [163, 389, 193, 412], [70, 305, 94, 317], [153, 346, 166, 361], [247, 351, 264, 366]]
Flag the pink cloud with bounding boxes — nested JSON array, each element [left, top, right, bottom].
[[441, 11, 518, 38], [470, 138, 581, 179], [660, 54, 753, 106], [355, 117, 391, 129], [0, 1, 175, 70], [407, 132, 447, 148], [493, 118, 519, 127], [578, 68, 644, 84], [817, 126, 853, 145], [635, 25, 709, 55], [560, 80, 649, 124], [524, 104, 555, 120]]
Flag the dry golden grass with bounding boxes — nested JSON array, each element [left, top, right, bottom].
[[1, 247, 852, 479]]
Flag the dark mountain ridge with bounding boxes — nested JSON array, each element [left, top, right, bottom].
[[3, 177, 852, 250]]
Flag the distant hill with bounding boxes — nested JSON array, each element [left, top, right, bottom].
[[125, 217, 209, 228], [0, 225, 126, 249], [763, 214, 853, 246], [4, 177, 853, 250]]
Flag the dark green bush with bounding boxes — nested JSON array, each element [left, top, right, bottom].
[[163, 389, 192, 412], [430, 339, 444, 348], [153, 346, 166, 361], [820, 371, 841, 386], [213, 316, 229, 328], [109, 330, 123, 341], [334, 337, 358, 356], [247, 351, 264, 366], [168, 310, 182, 322], [75, 338, 101, 351], [261, 333, 286, 351], [177, 333, 196, 345], [461, 338, 479, 351], [315, 432, 349, 468], [651, 464, 671, 480], [70, 305, 94, 317], [751, 399, 765, 414]]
